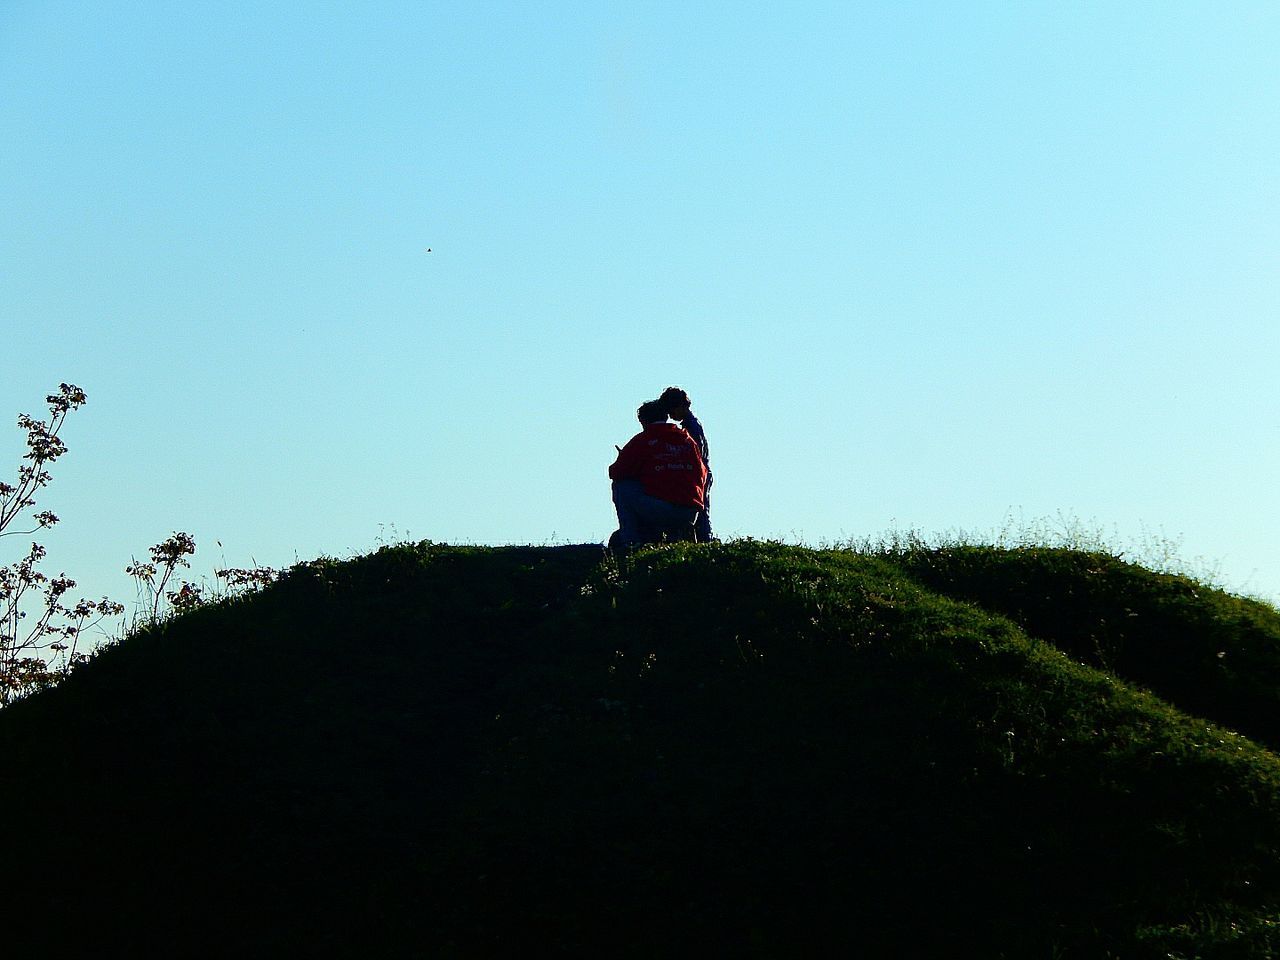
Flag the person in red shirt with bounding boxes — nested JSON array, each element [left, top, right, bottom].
[[608, 400, 708, 551]]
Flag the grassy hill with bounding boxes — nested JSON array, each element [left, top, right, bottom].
[[3, 540, 1279, 957]]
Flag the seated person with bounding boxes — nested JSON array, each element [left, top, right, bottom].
[[608, 400, 708, 551]]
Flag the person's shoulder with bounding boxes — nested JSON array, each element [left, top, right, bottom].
[[669, 424, 699, 445]]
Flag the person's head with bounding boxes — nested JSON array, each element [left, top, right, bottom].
[[659, 386, 691, 421], [637, 399, 668, 426]]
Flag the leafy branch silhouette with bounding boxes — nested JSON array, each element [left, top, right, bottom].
[[1, 385, 122, 704]]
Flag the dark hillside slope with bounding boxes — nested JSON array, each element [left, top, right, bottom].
[[883, 546, 1280, 749], [2, 541, 1279, 958]]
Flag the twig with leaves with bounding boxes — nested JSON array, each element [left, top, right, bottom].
[[1, 384, 123, 705], [126, 532, 200, 624]]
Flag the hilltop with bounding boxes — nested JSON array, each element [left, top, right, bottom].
[[2, 540, 1279, 957]]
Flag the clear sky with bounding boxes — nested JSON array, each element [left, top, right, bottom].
[[3, 1, 1278, 619]]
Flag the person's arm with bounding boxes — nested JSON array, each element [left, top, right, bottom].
[[681, 412, 709, 464], [688, 432, 708, 486], [609, 434, 645, 480]]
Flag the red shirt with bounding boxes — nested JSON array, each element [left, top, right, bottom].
[[609, 422, 707, 509]]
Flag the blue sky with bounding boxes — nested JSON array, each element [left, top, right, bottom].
[[3, 1, 1278, 616]]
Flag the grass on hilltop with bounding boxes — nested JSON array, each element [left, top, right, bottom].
[[2, 538, 1279, 957]]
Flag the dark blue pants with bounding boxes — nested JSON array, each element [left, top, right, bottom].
[[611, 480, 699, 549], [696, 472, 713, 542]]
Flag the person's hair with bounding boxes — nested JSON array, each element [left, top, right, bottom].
[[637, 400, 667, 425], [659, 386, 691, 416]]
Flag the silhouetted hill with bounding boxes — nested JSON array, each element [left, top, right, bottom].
[[2, 541, 1279, 957]]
